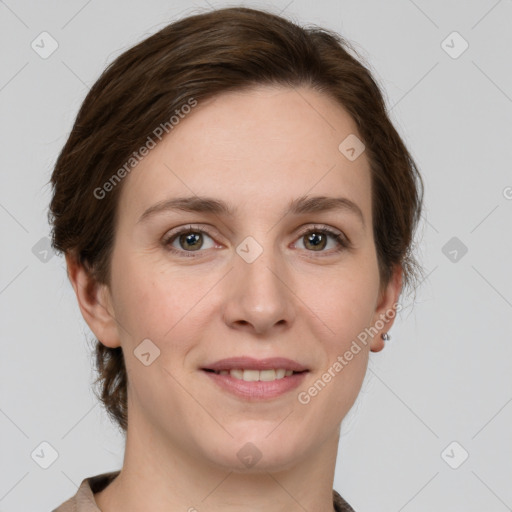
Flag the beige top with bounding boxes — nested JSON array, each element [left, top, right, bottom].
[[52, 470, 356, 511]]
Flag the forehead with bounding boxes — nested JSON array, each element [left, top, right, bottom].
[[118, 85, 372, 224]]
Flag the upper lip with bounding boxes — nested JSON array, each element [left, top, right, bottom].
[[202, 357, 309, 372]]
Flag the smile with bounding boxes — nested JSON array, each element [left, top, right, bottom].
[[206, 368, 302, 381], [201, 368, 309, 400]]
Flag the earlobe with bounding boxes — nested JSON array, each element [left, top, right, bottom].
[[370, 264, 403, 353], [65, 252, 121, 348]]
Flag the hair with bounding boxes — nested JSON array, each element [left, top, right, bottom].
[[48, 5, 424, 433]]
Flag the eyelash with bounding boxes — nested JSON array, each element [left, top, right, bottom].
[[162, 224, 351, 258]]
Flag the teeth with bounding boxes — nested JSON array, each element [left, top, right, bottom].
[[243, 369, 260, 382], [216, 368, 297, 381], [230, 369, 244, 380], [259, 369, 276, 381]]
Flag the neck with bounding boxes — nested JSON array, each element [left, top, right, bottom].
[[95, 414, 340, 512]]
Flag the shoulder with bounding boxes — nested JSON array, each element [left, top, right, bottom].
[[53, 474, 352, 512], [52, 470, 120, 512], [333, 489, 356, 512]]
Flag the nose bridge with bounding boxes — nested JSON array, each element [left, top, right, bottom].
[[235, 233, 285, 297], [224, 232, 294, 332]]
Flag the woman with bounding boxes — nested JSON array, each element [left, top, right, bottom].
[[50, 6, 424, 511]]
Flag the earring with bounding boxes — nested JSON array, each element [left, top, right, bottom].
[[381, 332, 390, 341]]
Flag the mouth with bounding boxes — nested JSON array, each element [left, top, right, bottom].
[[202, 368, 307, 382], [200, 357, 309, 400]]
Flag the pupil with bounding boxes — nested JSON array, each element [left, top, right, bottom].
[[181, 232, 202, 250], [307, 232, 325, 250]]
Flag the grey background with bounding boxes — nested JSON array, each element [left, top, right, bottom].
[[1, 0, 511, 510]]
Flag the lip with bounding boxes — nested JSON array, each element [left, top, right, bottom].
[[202, 357, 308, 372], [202, 369, 308, 400]]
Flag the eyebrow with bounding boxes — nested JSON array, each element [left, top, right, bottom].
[[137, 194, 366, 229]]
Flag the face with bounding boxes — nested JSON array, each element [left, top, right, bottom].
[[83, 85, 401, 471]]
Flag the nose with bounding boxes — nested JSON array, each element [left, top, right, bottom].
[[221, 243, 296, 335]]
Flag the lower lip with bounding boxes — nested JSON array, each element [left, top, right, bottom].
[[202, 370, 308, 400]]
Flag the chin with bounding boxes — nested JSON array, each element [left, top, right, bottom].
[[201, 433, 306, 473]]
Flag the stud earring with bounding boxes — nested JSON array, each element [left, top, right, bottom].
[[381, 332, 390, 341]]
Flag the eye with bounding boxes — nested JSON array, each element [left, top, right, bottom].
[[293, 224, 351, 255], [162, 223, 351, 258], [162, 224, 217, 257]]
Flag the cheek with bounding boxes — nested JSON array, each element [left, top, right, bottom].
[[299, 261, 379, 342], [108, 250, 171, 344], [295, 255, 378, 406], [110, 261, 204, 416], [110, 252, 211, 359]]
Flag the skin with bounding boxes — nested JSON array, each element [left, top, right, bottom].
[[67, 84, 402, 512]]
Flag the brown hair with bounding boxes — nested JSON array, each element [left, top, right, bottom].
[[48, 6, 424, 433]]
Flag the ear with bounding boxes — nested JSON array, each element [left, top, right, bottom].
[[65, 252, 121, 348], [369, 264, 403, 353]]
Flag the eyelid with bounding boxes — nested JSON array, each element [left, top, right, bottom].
[[163, 223, 219, 240], [295, 223, 347, 241]]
